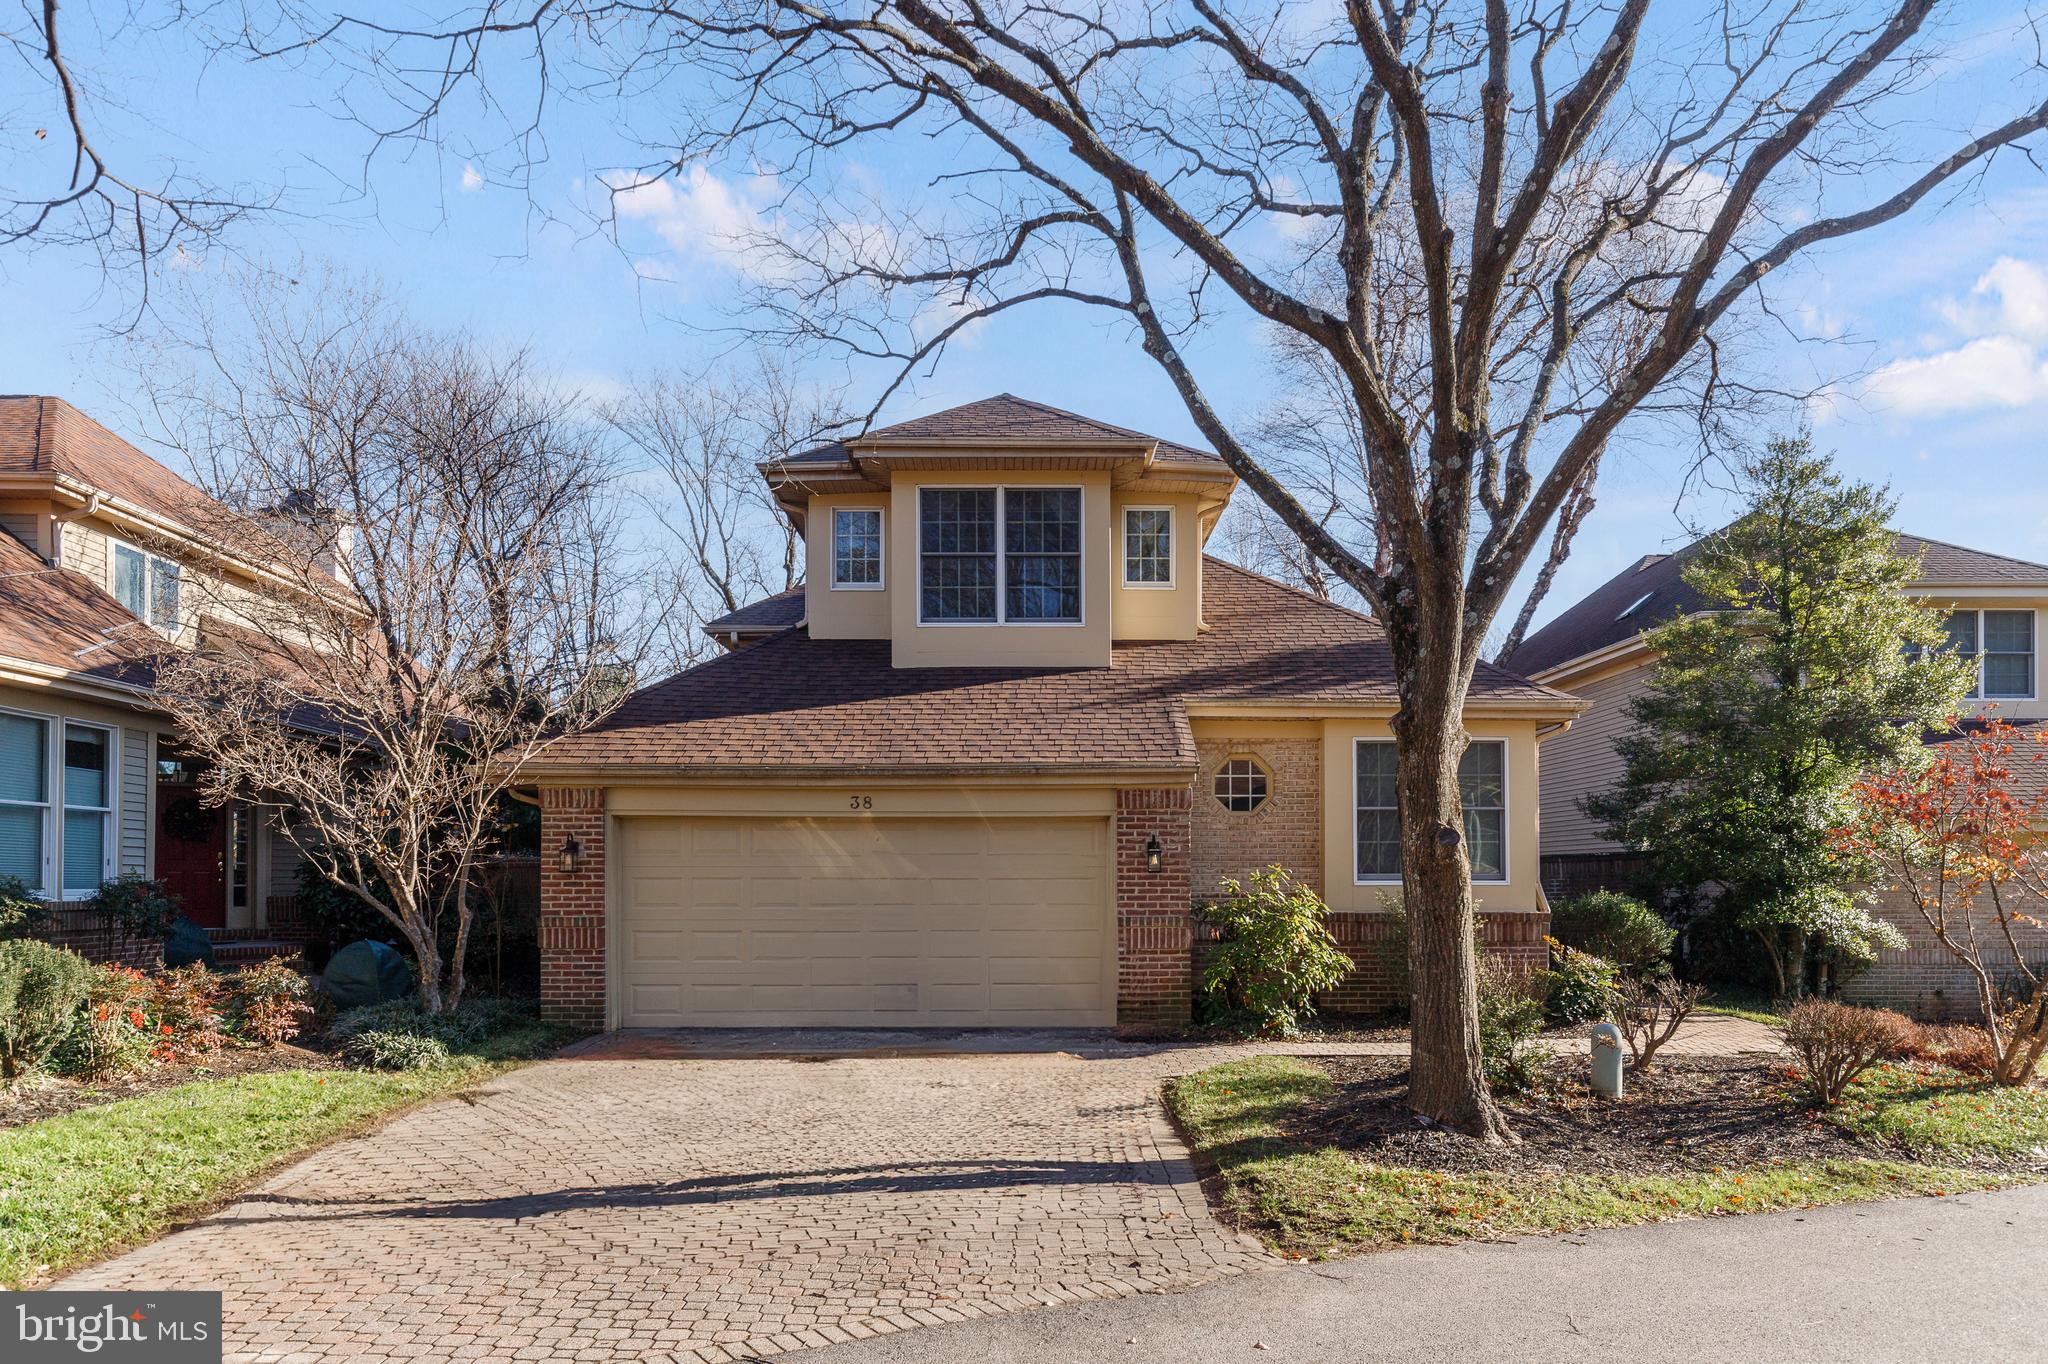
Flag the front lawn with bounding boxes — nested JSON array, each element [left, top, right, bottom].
[[1829, 1062, 2048, 1162], [1167, 1055, 2031, 1260], [0, 1018, 567, 1287]]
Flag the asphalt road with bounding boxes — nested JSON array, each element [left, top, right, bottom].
[[791, 1184, 2048, 1364]]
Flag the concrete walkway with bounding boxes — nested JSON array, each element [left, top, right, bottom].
[[791, 1183, 2048, 1364]]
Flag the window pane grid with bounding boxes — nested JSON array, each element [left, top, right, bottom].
[[1355, 739, 1507, 881], [918, 487, 1081, 623], [1213, 758, 1269, 812], [1984, 610, 2034, 698], [919, 490, 998, 621], [1124, 509, 1172, 584], [833, 508, 883, 586]]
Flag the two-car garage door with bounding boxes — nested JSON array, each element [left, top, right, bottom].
[[617, 815, 1115, 1027]]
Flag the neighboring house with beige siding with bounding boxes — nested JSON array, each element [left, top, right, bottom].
[[0, 395, 344, 958], [525, 395, 1586, 1031], [1504, 530, 2048, 1011]]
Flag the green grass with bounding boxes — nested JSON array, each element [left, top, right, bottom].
[[1166, 1056, 2008, 1259], [1828, 1062, 2048, 1161], [0, 1020, 566, 1288], [1696, 986, 1789, 1027]]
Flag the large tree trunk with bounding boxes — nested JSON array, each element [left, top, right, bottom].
[[1392, 679, 1512, 1142]]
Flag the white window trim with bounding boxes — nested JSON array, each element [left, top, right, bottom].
[[1353, 737, 1510, 886], [1942, 607, 2038, 701], [830, 506, 886, 591], [0, 702, 54, 898], [1120, 505, 1176, 589], [105, 535, 185, 636], [59, 719, 118, 900], [916, 485, 1086, 627]]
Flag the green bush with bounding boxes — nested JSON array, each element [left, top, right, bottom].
[[1549, 891, 1675, 978], [1538, 937, 1621, 1023], [1476, 961, 1548, 1096], [341, 1030, 452, 1071], [85, 874, 181, 941], [329, 995, 536, 1060], [0, 876, 51, 942], [0, 941, 93, 1078], [54, 963, 154, 1078], [1197, 867, 1354, 1036]]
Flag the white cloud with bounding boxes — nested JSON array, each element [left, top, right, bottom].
[[610, 166, 784, 280], [1938, 256, 2048, 343], [1863, 256, 2048, 418], [1866, 335, 2048, 417], [460, 163, 485, 193]]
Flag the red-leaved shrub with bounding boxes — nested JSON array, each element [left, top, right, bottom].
[[1781, 1000, 1916, 1105]]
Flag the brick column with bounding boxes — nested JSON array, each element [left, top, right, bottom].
[[1116, 786, 1193, 1026], [538, 787, 607, 1029]]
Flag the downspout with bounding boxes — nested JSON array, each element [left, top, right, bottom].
[[48, 491, 103, 564]]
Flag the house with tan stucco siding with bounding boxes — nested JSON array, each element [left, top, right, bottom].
[[523, 395, 1587, 1031]]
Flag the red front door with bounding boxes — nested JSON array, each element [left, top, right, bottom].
[[156, 783, 226, 928]]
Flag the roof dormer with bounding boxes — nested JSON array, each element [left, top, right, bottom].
[[751, 395, 1237, 668]]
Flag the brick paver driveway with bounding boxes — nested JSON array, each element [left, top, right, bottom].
[[64, 1035, 1279, 1363]]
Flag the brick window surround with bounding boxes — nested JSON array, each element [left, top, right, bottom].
[[539, 787, 607, 1028]]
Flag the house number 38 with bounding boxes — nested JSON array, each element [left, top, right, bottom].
[[848, 795, 873, 810]]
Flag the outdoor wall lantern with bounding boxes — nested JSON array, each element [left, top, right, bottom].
[[1145, 833, 1164, 874], [558, 836, 584, 874]]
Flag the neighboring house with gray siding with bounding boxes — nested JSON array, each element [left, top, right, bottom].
[[1505, 530, 2048, 1012]]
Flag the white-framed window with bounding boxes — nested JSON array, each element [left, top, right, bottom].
[[832, 507, 884, 589], [111, 540, 184, 634], [917, 486, 1083, 624], [1355, 738, 1508, 884], [1213, 756, 1270, 813], [1122, 506, 1174, 587], [1940, 609, 2036, 700], [0, 709, 50, 893], [61, 722, 114, 897]]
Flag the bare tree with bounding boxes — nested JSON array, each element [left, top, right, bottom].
[[607, 359, 847, 661], [261, 0, 2048, 1135], [137, 276, 647, 1012], [5, 1, 262, 319]]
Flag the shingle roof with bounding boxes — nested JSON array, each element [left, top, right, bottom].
[[0, 529, 159, 689], [782, 394, 1227, 469], [0, 396, 218, 529], [703, 589, 805, 636], [534, 559, 1572, 774], [1504, 530, 2048, 678]]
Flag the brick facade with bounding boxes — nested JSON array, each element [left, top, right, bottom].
[[532, 777, 1548, 1029], [1843, 884, 2048, 1020], [1116, 786, 1193, 1025], [1194, 906, 1549, 1016], [538, 787, 607, 1028], [41, 903, 163, 970], [1188, 738, 1322, 899]]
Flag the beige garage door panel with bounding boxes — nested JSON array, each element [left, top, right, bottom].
[[619, 815, 1114, 1027]]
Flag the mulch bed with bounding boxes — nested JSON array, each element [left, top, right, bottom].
[[1294, 1055, 1875, 1177], [0, 1044, 343, 1131]]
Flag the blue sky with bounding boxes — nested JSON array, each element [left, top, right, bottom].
[[7, 5, 2046, 640]]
